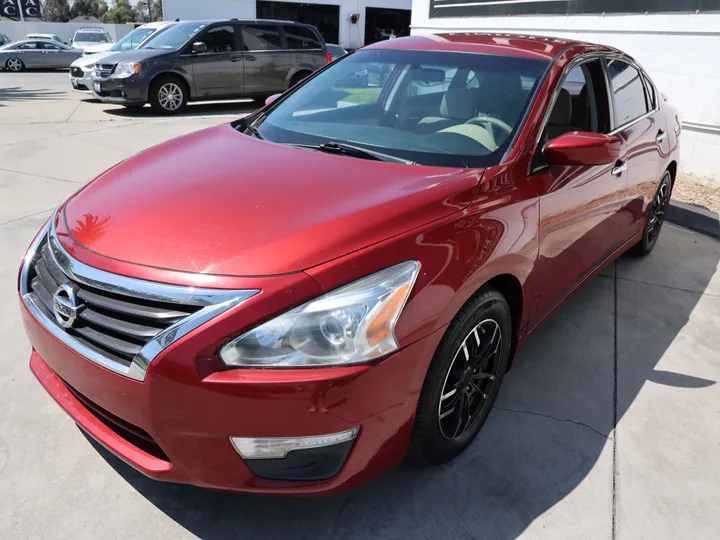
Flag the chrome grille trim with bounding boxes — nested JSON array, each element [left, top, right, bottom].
[[20, 216, 259, 382]]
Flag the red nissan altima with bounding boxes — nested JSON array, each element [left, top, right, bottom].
[[19, 33, 679, 495]]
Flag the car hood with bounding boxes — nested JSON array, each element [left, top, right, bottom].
[[73, 50, 115, 68], [95, 48, 172, 65], [82, 43, 113, 54], [62, 125, 481, 277]]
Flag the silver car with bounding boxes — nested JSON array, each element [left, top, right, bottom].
[[71, 27, 113, 51], [0, 40, 83, 71], [70, 21, 177, 92]]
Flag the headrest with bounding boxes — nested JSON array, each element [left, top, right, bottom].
[[549, 88, 572, 125], [440, 89, 476, 120]]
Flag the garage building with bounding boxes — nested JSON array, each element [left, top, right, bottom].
[[411, 0, 720, 184], [161, 0, 411, 50]]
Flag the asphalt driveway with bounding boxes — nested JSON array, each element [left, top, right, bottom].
[[1, 72, 719, 540]]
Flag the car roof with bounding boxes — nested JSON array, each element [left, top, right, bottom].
[[75, 27, 108, 33], [138, 21, 177, 29], [365, 32, 618, 61], [175, 18, 317, 27]]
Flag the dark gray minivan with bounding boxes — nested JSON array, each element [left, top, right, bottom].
[[91, 19, 330, 114]]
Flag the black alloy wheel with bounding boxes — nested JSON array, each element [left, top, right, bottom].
[[410, 288, 512, 465], [629, 170, 673, 257]]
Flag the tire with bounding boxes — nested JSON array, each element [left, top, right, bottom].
[[149, 76, 188, 115], [409, 288, 513, 465], [290, 71, 310, 88], [5, 58, 25, 72], [628, 170, 673, 257]]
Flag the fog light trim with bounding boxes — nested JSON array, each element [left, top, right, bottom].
[[230, 427, 360, 460]]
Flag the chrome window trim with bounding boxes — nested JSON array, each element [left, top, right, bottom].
[[20, 212, 259, 382]]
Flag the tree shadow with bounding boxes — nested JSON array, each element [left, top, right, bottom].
[[0, 86, 66, 106], [101, 100, 260, 119], [87, 226, 718, 539]]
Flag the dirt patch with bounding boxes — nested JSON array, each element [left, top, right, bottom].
[[672, 173, 720, 215]]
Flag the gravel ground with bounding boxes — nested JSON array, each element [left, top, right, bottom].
[[673, 173, 720, 214]]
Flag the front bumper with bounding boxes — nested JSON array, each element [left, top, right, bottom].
[[70, 69, 93, 92], [91, 75, 147, 105], [23, 298, 442, 495]]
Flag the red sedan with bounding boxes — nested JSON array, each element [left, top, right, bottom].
[[19, 33, 679, 495]]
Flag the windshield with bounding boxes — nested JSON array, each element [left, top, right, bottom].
[[74, 32, 109, 43], [256, 49, 548, 168], [111, 27, 157, 52], [142, 22, 206, 50]]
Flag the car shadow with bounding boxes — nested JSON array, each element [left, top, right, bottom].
[[87, 227, 718, 539], [101, 100, 260, 119]]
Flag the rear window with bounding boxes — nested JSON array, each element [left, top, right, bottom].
[[284, 25, 321, 50], [241, 24, 283, 51], [75, 32, 109, 43]]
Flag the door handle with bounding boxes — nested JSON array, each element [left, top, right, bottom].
[[230, 56, 242, 62], [611, 159, 627, 177], [245, 55, 256, 61], [656, 130, 667, 143]]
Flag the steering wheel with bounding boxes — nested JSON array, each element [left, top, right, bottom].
[[465, 115, 513, 136]]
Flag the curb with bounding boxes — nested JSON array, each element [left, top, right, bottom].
[[666, 201, 720, 240]]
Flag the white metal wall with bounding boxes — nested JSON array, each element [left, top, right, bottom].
[[161, 0, 411, 49], [411, 3, 720, 184]]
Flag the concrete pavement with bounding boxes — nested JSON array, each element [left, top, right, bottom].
[[1, 71, 719, 540]]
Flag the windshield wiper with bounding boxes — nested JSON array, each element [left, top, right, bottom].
[[288, 142, 415, 165], [244, 123, 264, 140]]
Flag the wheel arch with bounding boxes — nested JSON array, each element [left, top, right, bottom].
[[286, 68, 313, 89], [149, 71, 192, 100], [666, 160, 678, 189]]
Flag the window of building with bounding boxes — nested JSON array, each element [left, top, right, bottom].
[[606, 59, 649, 127], [257, 1, 339, 45]]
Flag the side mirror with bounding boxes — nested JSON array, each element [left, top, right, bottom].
[[543, 132, 623, 166], [265, 93, 282, 107], [192, 41, 207, 54]]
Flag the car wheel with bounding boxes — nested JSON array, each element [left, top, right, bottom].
[[409, 288, 512, 465], [150, 76, 187, 115], [6, 58, 24, 72], [628, 170, 673, 257], [290, 71, 310, 88]]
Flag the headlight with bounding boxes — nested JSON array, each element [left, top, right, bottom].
[[114, 62, 140, 77], [220, 261, 420, 368]]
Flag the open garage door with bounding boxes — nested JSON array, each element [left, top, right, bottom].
[[256, 1, 339, 44], [364, 7, 410, 45]]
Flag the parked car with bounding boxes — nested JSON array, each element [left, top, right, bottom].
[[25, 33, 65, 44], [0, 40, 82, 71], [326, 43, 346, 60], [71, 27, 112, 51], [0, 33, 10, 47], [19, 33, 679, 495], [70, 21, 178, 92], [90, 19, 331, 113]]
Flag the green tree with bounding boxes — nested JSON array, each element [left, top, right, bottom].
[[70, 0, 108, 19], [41, 0, 71, 22], [101, 0, 137, 24], [136, 0, 163, 22]]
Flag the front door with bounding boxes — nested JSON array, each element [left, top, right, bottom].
[[527, 59, 628, 327], [605, 58, 671, 240], [190, 24, 243, 98], [240, 23, 289, 95]]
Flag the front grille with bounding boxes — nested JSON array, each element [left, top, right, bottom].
[[95, 63, 114, 78], [27, 237, 200, 369], [70, 67, 84, 78], [62, 378, 169, 461]]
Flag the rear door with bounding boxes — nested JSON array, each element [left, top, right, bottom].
[[239, 23, 289, 94], [284, 24, 326, 80], [39, 42, 70, 67], [527, 58, 628, 327], [190, 24, 243, 98], [605, 58, 669, 239]]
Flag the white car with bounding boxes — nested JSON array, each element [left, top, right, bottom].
[[70, 27, 113, 51], [69, 22, 177, 92]]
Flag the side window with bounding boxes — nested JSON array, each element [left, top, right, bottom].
[[606, 59, 649, 127], [18, 42, 41, 49], [43, 43, 61, 50], [642, 74, 657, 110], [284, 26, 321, 50], [544, 63, 599, 143], [198, 25, 236, 54], [241, 25, 283, 51]]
